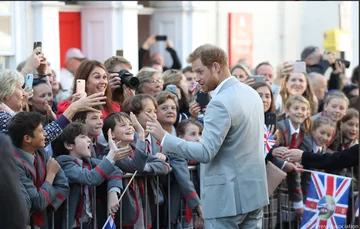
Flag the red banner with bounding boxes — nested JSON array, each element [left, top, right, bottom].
[[228, 13, 253, 68]]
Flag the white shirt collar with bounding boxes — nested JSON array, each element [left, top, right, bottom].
[[312, 140, 322, 153], [211, 76, 233, 98], [0, 102, 17, 116], [289, 120, 300, 135]]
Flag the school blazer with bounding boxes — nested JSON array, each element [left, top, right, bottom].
[[162, 77, 269, 218], [56, 155, 123, 229], [276, 119, 312, 203], [13, 147, 69, 228]]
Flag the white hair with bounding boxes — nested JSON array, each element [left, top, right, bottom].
[[0, 69, 24, 101]]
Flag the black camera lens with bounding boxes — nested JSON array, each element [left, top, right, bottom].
[[118, 69, 140, 90]]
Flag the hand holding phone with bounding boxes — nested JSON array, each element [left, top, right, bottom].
[[265, 112, 277, 130], [195, 91, 210, 111], [24, 74, 34, 91], [33, 41, 42, 55], [156, 35, 167, 41], [248, 76, 266, 83], [76, 79, 86, 94], [291, 61, 306, 73]]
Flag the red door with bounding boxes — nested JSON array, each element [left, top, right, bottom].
[[59, 12, 81, 68]]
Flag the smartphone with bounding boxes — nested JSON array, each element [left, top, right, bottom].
[[24, 74, 34, 91], [33, 41, 42, 55], [292, 61, 306, 73], [165, 84, 177, 95], [76, 79, 86, 94], [156, 35, 167, 41], [195, 91, 210, 110], [249, 75, 266, 83], [265, 112, 277, 130]]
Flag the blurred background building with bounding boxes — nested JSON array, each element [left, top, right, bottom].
[[0, 1, 358, 79]]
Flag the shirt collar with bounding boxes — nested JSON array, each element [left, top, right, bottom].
[[312, 140, 322, 153], [0, 102, 16, 116], [211, 76, 233, 98], [289, 120, 300, 135], [16, 147, 36, 164]]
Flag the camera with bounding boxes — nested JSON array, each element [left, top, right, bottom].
[[118, 69, 140, 90]]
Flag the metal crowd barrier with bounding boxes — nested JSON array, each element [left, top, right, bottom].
[[36, 166, 359, 229], [43, 165, 199, 229]]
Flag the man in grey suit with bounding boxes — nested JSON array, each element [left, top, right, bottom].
[[146, 44, 269, 228]]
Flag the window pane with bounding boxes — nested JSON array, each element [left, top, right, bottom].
[[0, 16, 12, 53], [0, 56, 10, 69], [0, 2, 12, 14]]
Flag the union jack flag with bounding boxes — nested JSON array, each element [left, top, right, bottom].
[[102, 215, 116, 229], [264, 124, 275, 157], [300, 171, 352, 229]]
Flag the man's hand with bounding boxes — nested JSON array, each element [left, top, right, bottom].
[[333, 61, 345, 74], [284, 149, 304, 163], [144, 112, 167, 142]]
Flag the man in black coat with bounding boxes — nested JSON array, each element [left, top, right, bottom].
[[0, 133, 29, 229], [284, 144, 359, 170]]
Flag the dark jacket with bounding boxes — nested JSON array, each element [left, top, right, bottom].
[[302, 144, 359, 170], [138, 47, 182, 71], [0, 133, 29, 229]]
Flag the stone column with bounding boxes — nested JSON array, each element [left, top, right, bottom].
[[32, 1, 65, 74], [80, 1, 140, 72]]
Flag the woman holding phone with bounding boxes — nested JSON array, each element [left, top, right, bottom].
[[56, 60, 120, 119]]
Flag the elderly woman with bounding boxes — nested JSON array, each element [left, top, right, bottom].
[[161, 69, 190, 127], [0, 69, 106, 146], [135, 67, 163, 96]]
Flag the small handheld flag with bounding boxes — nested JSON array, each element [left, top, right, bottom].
[[264, 124, 276, 157], [102, 215, 116, 229]]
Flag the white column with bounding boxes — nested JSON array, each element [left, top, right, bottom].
[[31, 1, 65, 75], [149, 1, 208, 68], [80, 1, 140, 73], [351, 1, 359, 69]]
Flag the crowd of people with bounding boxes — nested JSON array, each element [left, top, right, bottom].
[[0, 33, 359, 229]]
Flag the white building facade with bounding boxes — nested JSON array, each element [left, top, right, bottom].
[[0, 1, 358, 80]]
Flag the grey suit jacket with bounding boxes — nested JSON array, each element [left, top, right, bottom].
[[162, 76, 269, 219]]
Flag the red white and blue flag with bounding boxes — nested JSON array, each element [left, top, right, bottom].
[[264, 124, 275, 157], [102, 215, 116, 229], [300, 171, 352, 229]]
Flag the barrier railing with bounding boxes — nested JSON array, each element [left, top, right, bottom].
[[37, 166, 359, 229]]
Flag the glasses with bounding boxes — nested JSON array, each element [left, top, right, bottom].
[[147, 79, 163, 85]]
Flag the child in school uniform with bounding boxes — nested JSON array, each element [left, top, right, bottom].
[[176, 119, 204, 229], [71, 107, 107, 159], [312, 90, 349, 152], [70, 107, 114, 225], [52, 122, 126, 229], [300, 116, 336, 201], [7, 112, 69, 229], [122, 93, 201, 229], [102, 111, 170, 229], [276, 95, 312, 229], [341, 108, 359, 150]]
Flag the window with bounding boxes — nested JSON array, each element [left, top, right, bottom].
[[0, 2, 14, 55], [0, 56, 10, 69]]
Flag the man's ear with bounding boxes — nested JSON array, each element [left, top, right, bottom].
[[64, 142, 73, 151], [212, 62, 221, 73]]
